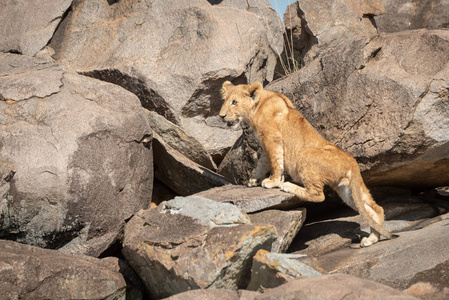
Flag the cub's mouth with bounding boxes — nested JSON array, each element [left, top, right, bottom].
[[227, 119, 239, 127]]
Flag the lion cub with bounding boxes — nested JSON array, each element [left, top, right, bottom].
[[219, 81, 393, 247]]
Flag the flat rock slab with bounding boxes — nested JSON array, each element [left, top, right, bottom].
[[123, 196, 276, 299], [0, 240, 126, 300], [249, 208, 306, 252], [194, 185, 303, 213], [258, 274, 417, 300], [247, 249, 321, 292], [315, 213, 449, 296]]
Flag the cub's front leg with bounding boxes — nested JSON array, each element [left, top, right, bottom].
[[248, 151, 271, 187], [259, 134, 284, 189]]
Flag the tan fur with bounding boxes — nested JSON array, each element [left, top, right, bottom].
[[219, 81, 393, 247]]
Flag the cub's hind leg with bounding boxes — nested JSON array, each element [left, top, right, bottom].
[[359, 188, 385, 247], [280, 181, 325, 203], [336, 179, 385, 247]]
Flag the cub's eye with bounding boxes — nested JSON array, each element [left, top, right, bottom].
[[231, 100, 238, 106]]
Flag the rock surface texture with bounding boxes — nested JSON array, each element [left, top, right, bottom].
[[375, 0, 449, 33], [122, 196, 276, 299], [0, 53, 153, 256], [0, 240, 126, 300]]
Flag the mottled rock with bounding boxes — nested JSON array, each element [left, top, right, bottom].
[[0, 240, 126, 300], [257, 274, 417, 300], [0, 53, 153, 256], [153, 135, 230, 196], [249, 209, 306, 252], [268, 30, 449, 188], [375, 0, 449, 33], [0, 0, 72, 56], [122, 196, 276, 299], [194, 185, 301, 213], [247, 250, 321, 292]]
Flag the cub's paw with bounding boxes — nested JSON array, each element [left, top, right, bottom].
[[280, 181, 295, 194], [261, 177, 281, 189], [247, 178, 260, 187], [360, 235, 379, 248]]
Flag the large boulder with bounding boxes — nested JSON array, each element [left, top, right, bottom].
[[375, 0, 449, 33], [280, 0, 384, 68], [122, 196, 276, 299], [48, 0, 283, 159], [0, 0, 72, 56], [0, 240, 126, 300], [0, 53, 153, 256], [267, 29, 449, 188]]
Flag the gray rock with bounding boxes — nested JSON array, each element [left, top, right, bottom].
[[194, 185, 302, 213], [249, 209, 306, 252], [247, 250, 321, 292], [267, 30, 449, 188], [0, 240, 126, 300], [162, 196, 251, 227], [0, 0, 72, 56], [153, 134, 231, 196], [315, 213, 449, 297], [257, 274, 417, 300], [375, 0, 449, 33], [122, 196, 277, 299], [49, 0, 283, 155], [0, 53, 153, 256]]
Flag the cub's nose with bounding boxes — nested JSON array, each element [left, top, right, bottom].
[[219, 113, 226, 119]]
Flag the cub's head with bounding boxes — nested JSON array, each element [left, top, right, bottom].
[[219, 81, 263, 129]]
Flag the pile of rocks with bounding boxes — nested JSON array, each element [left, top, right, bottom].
[[1, 0, 449, 299]]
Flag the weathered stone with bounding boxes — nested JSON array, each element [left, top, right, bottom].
[[153, 135, 230, 196], [194, 185, 301, 213], [249, 209, 306, 252], [49, 0, 283, 155], [280, 0, 384, 67], [315, 213, 449, 298], [122, 196, 276, 299], [267, 30, 449, 188], [257, 274, 417, 300], [0, 240, 126, 300], [146, 110, 216, 170], [0, 0, 72, 56], [0, 53, 153, 256], [247, 250, 321, 292], [375, 0, 449, 33]]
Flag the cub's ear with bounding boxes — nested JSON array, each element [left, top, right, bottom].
[[220, 81, 234, 97], [248, 82, 263, 99]]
